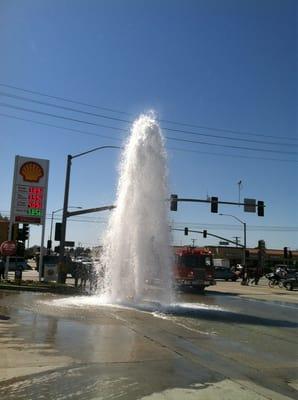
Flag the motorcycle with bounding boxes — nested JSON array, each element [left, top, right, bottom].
[[265, 272, 284, 288]]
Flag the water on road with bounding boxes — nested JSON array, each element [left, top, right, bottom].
[[0, 289, 297, 400]]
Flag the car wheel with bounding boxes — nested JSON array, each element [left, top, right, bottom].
[[285, 282, 293, 291], [268, 280, 275, 288], [278, 281, 284, 289]]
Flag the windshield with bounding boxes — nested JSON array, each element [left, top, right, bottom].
[[179, 255, 212, 268]]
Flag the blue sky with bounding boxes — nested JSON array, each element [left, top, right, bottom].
[[0, 0, 297, 250]]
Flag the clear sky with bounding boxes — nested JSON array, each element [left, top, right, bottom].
[[0, 0, 297, 250]]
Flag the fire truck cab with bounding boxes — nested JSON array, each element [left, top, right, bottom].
[[174, 247, 216, 291]]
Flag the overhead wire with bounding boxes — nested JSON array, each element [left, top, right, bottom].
[[0, 82, 131, 116], [0, 91, 296, 147], [0, 102, 297, 156], [0, 82, 296, 142], [1, 211, 296, 232], [1, 112, 297, 163]]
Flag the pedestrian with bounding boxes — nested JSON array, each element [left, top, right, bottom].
[[0, 258, 5, 280]]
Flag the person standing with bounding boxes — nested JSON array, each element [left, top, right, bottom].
[[0, 258, 5, 280]]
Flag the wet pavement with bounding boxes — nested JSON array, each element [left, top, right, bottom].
[[0, 288, 297, 399]]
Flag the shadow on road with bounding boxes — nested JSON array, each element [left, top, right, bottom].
[[164, 305, 298, 328]]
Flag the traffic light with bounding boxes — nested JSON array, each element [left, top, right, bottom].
[[184, 227, 188, 236], [257, 201, 264, 217], [203, 230, 207, 238], [284, 247, 288, 259], [258, 240, 266, 249], [16, 241, 25, 257], [55, 223, 62, 241], [211, 197, 218, 213], [22, 224, 29, 241], [170, 194, 178, 211]]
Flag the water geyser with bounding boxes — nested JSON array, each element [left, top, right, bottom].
[[98, 114, 173, 305]]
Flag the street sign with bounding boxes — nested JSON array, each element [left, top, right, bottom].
[[0, 240, 17, 256], [244, 198, 256, 213], [64, 241, 75, 247], [219, 241, 229, 246], [10, 156, 49, 225]]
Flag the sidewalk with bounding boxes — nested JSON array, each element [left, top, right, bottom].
[[206, 278, 298, 304], [0, 269, 82, 294], [2, 271, 297, 304]]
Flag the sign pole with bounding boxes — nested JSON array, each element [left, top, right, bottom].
[[5, 156, 19, 279], [39, 225, 45, 281], [38, 161, 49, 282], [4, 221, 13, 279]]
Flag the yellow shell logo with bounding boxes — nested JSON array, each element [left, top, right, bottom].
[[20, 162, 44, 183]]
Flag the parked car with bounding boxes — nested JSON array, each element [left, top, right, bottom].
[[282, 273, 298, 291], [7, 257, 30, 271], [214, 266, 239, 281]]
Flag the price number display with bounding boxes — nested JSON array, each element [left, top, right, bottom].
[[27, 186, 44, 216]]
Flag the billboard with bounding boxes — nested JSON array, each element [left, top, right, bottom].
[[10, 156, 49, 225]]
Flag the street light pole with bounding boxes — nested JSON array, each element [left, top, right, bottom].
[[49, 206, 82, 254], [58, 146, 121, 283], [219, 213, 247, 284], [49, 209, 61, 250]]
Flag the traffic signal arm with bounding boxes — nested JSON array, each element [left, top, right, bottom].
[[171, 228, 243, 248], [171, 196, 265, 216]]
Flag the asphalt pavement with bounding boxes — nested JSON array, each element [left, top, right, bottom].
[[0, 274, 297, 399]]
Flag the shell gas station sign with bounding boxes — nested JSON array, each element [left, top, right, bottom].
[[11, 156, 49, 225]]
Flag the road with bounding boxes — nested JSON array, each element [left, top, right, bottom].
[[0, 280, 297, 400]]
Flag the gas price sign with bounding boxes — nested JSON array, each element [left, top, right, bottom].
[[11, 156, 49, 225]]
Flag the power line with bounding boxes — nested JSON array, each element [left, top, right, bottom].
[[0, 102, 128, 130], [0, 82, 131, 116], [173, 222, 298, 232], [1, 103, 297, 156], [161, 118, 297, 142], [0, 82, 296, 142], [168, 146, 297, 163], [0, 112, 124, 142], [0, 91, 296, 148], [163, 126, 297, 147], [167, 136, 297, 155], [1, 112, 297, 163], [0, 91, 130, 124], [0, 210, 298, 232]]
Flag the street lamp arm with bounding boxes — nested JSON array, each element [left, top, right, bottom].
[[219, 213, 248, 284], [219, 213, 244, 225], [71, 145, 122, 160]]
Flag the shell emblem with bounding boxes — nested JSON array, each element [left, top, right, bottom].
[[20, 162, 44, 183]]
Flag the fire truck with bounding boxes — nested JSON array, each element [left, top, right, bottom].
[[174, 247, 216, 291]]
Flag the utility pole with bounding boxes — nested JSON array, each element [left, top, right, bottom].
[[233, 236, 241, 247], [191, 239, 196, 247]]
